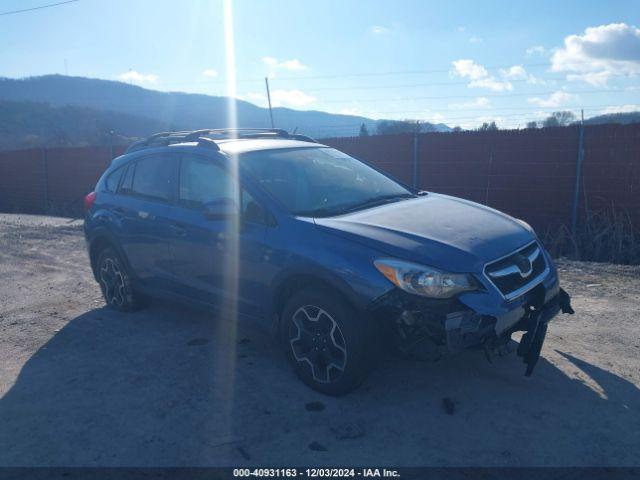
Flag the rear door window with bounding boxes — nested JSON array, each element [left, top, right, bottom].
[[130, 155, 175, 202]]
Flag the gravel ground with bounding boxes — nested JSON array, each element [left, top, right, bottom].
[[0, 213, 638, 467]]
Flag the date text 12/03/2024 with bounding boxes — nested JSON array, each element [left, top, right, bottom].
[[232, 468, 401, 478]]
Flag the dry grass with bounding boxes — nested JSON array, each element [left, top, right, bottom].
[[543, 206, 640, 265]]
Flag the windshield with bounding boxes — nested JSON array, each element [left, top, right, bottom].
[[240, 147, 414, 217]]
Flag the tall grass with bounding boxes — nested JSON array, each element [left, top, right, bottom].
[[543, 206, 640, 265]]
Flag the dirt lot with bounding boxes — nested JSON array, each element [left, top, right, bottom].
[[0, 213, 638, 467]]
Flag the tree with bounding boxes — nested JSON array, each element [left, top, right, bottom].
[[376, 120, 419, 135], [359, 123, 369, 137], [526, 121, 538, 129], [543, 111, 575, 128], [478, 121, 498, 131], [452, 126, 462, 132]]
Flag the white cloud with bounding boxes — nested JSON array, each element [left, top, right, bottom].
[[202, 69, 218, 78], [499, 65, 545, 85], [599, 104, 640, 114], [371, 25, 389, 34], [469, 36, 483, 43], [457, 26, 466, 32], [526, 45, 546, 56], [118, 70, 158, 84], [261, 57, 308, 79], [449, 97, 490, 109], [278, 59, 307, 71], [262, 56, 278, 67], [271, 89, 316, 107], [451, 59, 488, 80], [500, 65, 528, 80], [551, 23, 640, 86], [451, 59, 513, 91], [245, 89, 316, 108], [469, 77, 513, 91], [528, 90, 578, 107], [566, 71, 611, 87], [262, 56, 308, 71]]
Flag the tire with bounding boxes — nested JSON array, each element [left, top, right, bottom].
[[281, 287, 372, 396], [96, 247, 142, 312]]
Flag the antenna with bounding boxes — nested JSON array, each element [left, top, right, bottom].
[[265, 77, 275, 128]]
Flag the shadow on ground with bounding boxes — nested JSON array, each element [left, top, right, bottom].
[[0, 304, 638, 466]]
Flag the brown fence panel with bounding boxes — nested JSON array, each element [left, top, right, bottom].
[[45, 146, 113, 216], [0, 125, 639, 231], [325, 124, 640, 232], [0, 149, 45, 214], [323, 134, 414, 185], [581, 124, 640, 224]]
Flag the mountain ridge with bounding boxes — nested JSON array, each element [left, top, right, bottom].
[[0, 75, 450, 149]]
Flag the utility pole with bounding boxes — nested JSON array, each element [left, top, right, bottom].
[[265, 77, 274, 128], [412, 120, 420, 189]]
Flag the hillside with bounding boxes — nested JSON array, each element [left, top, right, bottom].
[[583, 111, 640, 126], [0, 75, 451, 149], [0, 101, 166, 150]]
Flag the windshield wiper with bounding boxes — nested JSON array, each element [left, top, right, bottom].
[[302, 193, 415, 218]]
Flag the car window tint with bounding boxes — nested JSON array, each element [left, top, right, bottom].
[[104, 166, 125, 193], [131, 155, 174, 201], [119, 163, 135, 194], [179, 156, 234, 207]]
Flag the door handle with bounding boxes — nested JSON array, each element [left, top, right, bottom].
[[138, 210, 154, 220]]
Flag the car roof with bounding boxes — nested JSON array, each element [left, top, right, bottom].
[[111, 138, 328, 168], [214, 138, 328, 154]]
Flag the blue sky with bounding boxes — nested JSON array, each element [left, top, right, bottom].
[[1, 0, 639, 130]]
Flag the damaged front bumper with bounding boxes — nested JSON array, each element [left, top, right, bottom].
[[369, 256, 574, 376]]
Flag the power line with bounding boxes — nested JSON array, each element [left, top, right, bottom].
[[341, 103, 633, 115], [273, 59, 617, 81], [315, 88, 626, 104], [0, 0, 80, 16]]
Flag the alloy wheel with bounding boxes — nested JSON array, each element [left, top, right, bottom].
[[99, 257, 126, 307], [289, 305, 347, 383]]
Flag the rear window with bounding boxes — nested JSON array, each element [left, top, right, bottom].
[[104, 166, 125, 192], [131, 156, 174, 201]]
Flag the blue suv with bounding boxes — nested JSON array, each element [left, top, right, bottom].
[[84, 128, 573, 395]]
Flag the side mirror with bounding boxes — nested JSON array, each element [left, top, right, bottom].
[[202, 198, 239, 220]]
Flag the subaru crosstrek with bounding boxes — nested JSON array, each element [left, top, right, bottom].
[[84, 128, 573, 395]]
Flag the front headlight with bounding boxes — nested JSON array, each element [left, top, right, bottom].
[[374, 258, 477, 299]]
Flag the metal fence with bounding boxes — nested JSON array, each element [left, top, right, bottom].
[[0, 124, 638, 233]]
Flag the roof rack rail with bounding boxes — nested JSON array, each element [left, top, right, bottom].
[[125, 128, 317, 154]]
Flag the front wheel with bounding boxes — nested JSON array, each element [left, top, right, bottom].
[[96, 247, 142, 312], [282, 288, 372, 396]]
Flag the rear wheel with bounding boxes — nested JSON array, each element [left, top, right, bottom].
[[282, 288, 372, 396], [96, 247, 142, 311]]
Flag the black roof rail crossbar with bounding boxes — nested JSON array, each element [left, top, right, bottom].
[[125, 128, 317, 154]]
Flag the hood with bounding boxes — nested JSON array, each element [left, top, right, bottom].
[[314, 193, 535, 273]]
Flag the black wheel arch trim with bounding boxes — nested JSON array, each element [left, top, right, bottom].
[[88, 228, 134, 282], [269, 265, 367, 323]]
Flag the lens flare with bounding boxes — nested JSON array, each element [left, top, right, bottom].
[[211, 0, 240, 438]]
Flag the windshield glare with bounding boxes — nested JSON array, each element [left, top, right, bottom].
[[240, 147, 413, 216]]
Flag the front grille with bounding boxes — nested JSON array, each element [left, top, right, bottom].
[[484, 241, 547, 300]]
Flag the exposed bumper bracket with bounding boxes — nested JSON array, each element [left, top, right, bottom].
[[517, 288, 573, 376]]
